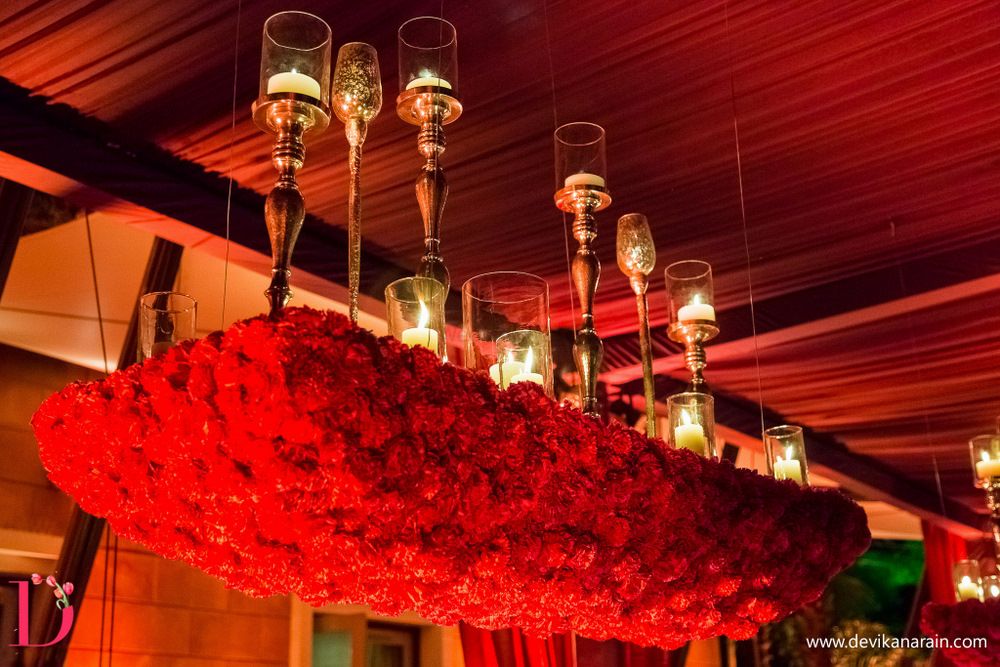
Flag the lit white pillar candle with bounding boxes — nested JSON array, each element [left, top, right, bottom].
[[564, 173, 606, 189], [976, 451, 1000, 480], [267, 71, 322, 99], [401, 301, 438, 351], [489, 353, 523, 389], [677, 295, 716, 323], [406, 76, 452, 90], [957, 575, 982, 601], [773, 448, 804, 484], [674, 410, 707, 455], [510, 347, 544, 386]]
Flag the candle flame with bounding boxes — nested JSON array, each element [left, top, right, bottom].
[[691, 293, 702, 306], [680, 409, 693, 426], [523, 347, 534, 374], [786, 445, 795, 461], [961, 575, 972, 585], [416, 300, 429, 329], [983, 450, 992, 463]]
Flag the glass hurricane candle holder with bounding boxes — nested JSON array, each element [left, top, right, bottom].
[[665, 260, 719, 392], [495, 329, 553, 396], [462, 272, 550, 384], [555, 122, 607, 190], [384, 277, 446, 359], [666, 260, 716, 326], [971, 434, 1000, 489], [983, 574, 1000, 600], [258, 11, 331, 106], [398, 16, 458, 92], [764, 425, 810, 486], [954, 560, 983, 601], [139, 292, 196, 361], [666, 392, 716, 458]]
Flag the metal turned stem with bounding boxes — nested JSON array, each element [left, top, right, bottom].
[[346, 118, 366, 324], [987, 486, 1000, 562], [571, 202, 603, 418], [631, 276, 657, 438], [414, 114, 450, 289], [684, 339, 709, 393], [252, 97, 328, 316]]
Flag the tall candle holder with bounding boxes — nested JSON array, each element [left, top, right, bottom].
[[396, 17, 462, 292], [970, 434, 1000, 561], [665, 260, 718, 393], [763, 425, 810, 486], [332, 42, 382, 324], [253, 11, 332, 315], [617, 213, 657, 437], [554, 122, 611, 417], [666, 392, 716, 458]]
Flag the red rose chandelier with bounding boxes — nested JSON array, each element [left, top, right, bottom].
[[32, 10, 872, 649], [34, 308, 869, 648]]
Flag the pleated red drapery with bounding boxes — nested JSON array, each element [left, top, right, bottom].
[[459, 625, 576, 667], [458, 625, 674, 667], [921, 520, 970, 604]]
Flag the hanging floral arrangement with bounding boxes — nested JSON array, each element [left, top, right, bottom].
[[921, 599, 1000, 666], [32, 307, 869, 648]]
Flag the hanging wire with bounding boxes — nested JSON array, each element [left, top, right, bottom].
[[84, 210, 116, 665], [221, 0, 243, 327], [84, 211, 110, 377], [723, 0, 766, 436], [891, 221, 951, 519], [541, 0, 578, 335]]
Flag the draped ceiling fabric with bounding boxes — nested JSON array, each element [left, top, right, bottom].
[[1, 0, 999, 511]]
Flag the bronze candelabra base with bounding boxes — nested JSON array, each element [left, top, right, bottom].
[[397, 87, 462, 292], [252, 94, 330, 315], [556, 185, 611, 418]]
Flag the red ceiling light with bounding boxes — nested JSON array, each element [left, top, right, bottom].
[[33, 307, 869, 648]]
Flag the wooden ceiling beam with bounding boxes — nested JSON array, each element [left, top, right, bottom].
[[0, 78, 410, 303]]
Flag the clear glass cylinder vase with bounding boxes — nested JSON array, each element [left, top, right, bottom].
[[554, 122, 607, 190], [665, 260, 716, 328], [139, 292, 197, 361], [666, 392, 716, 458], [258, 11, 332, 105], [495, 329, 553, 396], [970, 434, 1000, 489], [763, 425, 810, 486], [384, 277, 447, 359], [397, 16, 458, 92], [983, 574, 1000, 600], [462, 272, 551, 387], [954, 560, 983, 602]]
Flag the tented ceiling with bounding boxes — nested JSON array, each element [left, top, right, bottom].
[[1, 0, 998, 510]]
